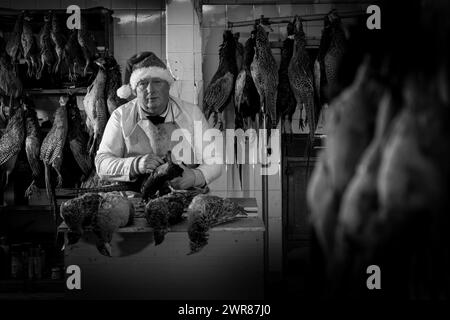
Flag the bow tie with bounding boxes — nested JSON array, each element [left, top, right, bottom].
[[147, 115, 166, 125]]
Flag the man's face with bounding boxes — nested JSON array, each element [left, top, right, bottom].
[[136, 77, 170, 115]]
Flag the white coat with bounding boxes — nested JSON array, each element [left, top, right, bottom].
[[95, 96, 222, 184]]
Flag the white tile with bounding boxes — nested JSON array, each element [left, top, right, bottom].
[[227, 5, 253, 24], [166, 0, 193, 25], [201, 27, 223, 55], [253, 4, 279, 20], [193, 25, 202, 53], [194, 80, 203, 106], [167, 52, 194, 81], [180, 80, 196, 104], [201, 4, 226, 27], [137, 10, 162, 35], [137, 0, 163, 9], [113, 9, 136, 35], [111, 0, 136, 9], [161, 35, 166, 60], [114, 35, 136, 60], [167, 25, 193, 52], [201, 54, 219, 85], [194, 52, 202, 81], [136, 35, 162, 58]]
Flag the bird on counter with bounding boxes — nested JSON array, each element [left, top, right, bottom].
[[203, 30, 238, 131], [277, 21, 296, 136], [93, 192, 134, 257], [83, 57, 108, 156], [40, 95, 69, 220], [187, 194, 247, 254], [288, 16, 315, 147], [38, 12, 57, 79], [250, 23, 278, 129], [145, 187, 208, 245]]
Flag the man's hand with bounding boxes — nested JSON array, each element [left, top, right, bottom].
[[170, 163, 206, 190], [137, 154, 165, 174]]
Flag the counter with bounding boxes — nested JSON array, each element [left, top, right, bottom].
[[58, 197, 265, 300]]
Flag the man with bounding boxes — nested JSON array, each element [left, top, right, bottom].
[[95, 52, 222, 189]]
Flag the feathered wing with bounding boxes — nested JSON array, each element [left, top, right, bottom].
[[203, 72, 234, 119], [234, 69, 246, 112]]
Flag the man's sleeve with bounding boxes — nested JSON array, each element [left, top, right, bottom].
[[95, 110, 140, 182], [192, 105, 223, 185]]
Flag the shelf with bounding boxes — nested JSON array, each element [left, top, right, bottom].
[[24, 88, 87, 96]]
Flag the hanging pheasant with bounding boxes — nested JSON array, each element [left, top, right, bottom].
[[202, 30, 238, 130], [288, 17, 315, 149], [250, 23, 278, 129], [277, 21, 296, 135]]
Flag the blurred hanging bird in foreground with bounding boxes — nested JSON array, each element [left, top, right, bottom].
[[203, 30, 237, 130], [251, 23, 278, 129]]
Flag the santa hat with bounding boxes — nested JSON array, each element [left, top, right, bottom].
[[116, 52, 175, 99]]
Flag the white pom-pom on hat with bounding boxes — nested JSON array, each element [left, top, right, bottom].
[[116, 84, 133, 99]]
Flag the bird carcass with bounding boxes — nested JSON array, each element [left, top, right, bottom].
[[187, 195, 246, 254], [145, 188, 207, 245], [50, 13, 67, 74], [78, 14, 97, 76], [0, 107, 25, 196], [66, 94, 93, 183], [23, 98, 43, 196], [235, 30, 260, 130], [288, 17, 315, 144], [40, 96, 69, 219], [0, 36, 23, 98], [276, 21, 296, 134], [6, 12, 23, 65], [203, 30, 237, 130], [64, 29, 85, 82], [314, 15, 332, 108], [323, 10, 347, 100], [307, 60, 383, 257], [250, 23, 278, 129], [83, 58, 108, 156], [104, 55, 123, 115], [38, 12, 57, 79], [21, 13, 42, 79]]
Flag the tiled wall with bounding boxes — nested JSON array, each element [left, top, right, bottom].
[[0, 0, 166, 83]]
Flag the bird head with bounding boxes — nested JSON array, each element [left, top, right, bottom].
[[286, 21, 295, 36]]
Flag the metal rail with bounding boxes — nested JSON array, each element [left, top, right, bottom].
[[227, 10, 366, 28]]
